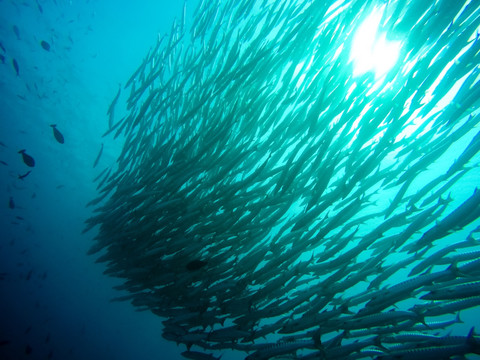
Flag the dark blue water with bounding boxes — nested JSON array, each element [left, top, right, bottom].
[[0, 1, 206, 359]]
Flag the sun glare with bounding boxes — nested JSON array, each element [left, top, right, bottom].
[[350, 5, 401, 78]]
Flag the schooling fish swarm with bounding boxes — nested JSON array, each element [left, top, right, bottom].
[[85, 0, 480, 358]]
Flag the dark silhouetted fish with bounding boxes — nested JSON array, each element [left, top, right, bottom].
[[186, 259, 207, 271], [93, 143, 103, 168], [12, 58, 19, 76], [18, 171, 31, 180], [0, 42, 5, 53], [36, 0, 43, 13], [18, 150, 34, 167], [40, 40, 50, 51], [0, 160, 7, 166], [107, 85, 121, 129], [50, 124, 64, 143], [8, 197, 14, 209], [25, 344, 32, 354], [0, 54, 4, 64], [13, 25, 20, 40], [83, 1, 480, 358]]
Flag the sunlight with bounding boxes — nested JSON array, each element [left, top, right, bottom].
[[350, 5, 401, 78]]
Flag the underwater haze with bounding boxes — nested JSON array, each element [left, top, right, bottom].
[[2, 0, 480, 360], [0, 0, 205, 359]]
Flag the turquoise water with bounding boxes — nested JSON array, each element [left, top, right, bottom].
[[1, 0, 480, 359]]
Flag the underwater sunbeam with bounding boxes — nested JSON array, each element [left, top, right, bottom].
[[350, 5, 401, 78], [85, 0, 480, 359]]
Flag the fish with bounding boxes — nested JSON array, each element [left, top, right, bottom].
[[35, 0, 43, 13], [0, 54, 4, 64], [18, 149, 35, 167], [107, 85, 121, 129], [50, 124, 64, 143], [12, 58, 19, 76], [83, 0, 480, 358], [0, 160, 8, 166], [185, 259, 207, 271], [93, 143, 103, 168], [18, 171, 31, 180], [409, 188, 480, 253], [40, 40, 50, 51], [12, 25, 20, 40], [8, 197, 14, 209]]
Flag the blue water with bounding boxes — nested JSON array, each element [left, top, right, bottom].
[[1, 1, 480, 359], [0, 1, 216, 359]]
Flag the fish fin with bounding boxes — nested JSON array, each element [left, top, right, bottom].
[[466, 327, 479, 350], [409, 204, 419, 212], [456, 312, 463, 324], [374, 335, 387, 350]]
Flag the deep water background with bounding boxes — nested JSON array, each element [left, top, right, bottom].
[[0, 0, 479, 360], [0, 0, 228, 359]]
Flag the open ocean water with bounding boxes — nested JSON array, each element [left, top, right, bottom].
[[0, 1, 209, 359], [1, 0, 480, 360]]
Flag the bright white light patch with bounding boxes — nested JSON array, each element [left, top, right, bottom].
[[350, 5, 401, 78]]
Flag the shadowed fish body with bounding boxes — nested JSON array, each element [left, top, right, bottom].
[[12, 25, 20, 40], [12, 58, 19, 76], [186, 259, 207, 271], [18, 149, 35, 167], [93, 144, 103, 168], [50, 124, 64, 144], [40, 40, 50, 51], [18, 171, 31, 180]]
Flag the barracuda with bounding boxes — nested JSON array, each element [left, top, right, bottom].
[[86, 0, 480, 358]]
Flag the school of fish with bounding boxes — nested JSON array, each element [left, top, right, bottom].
[[85, 0, 480, 359]]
